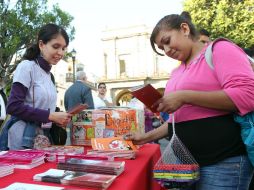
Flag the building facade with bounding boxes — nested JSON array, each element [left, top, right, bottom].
[[98, 25, 179, 105], [52, 25, 179, 110]]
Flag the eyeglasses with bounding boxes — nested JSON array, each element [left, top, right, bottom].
[[98, 86, 106, 89]]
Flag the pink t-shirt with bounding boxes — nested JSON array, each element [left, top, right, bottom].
[[165, 41, 254, 122]]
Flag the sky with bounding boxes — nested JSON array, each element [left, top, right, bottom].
[[47, 0, 183, 79]]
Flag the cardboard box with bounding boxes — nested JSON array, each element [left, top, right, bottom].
[[71, 107, 144, 146]]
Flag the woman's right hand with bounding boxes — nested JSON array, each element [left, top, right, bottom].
[[124, 132, 148, 145], [49, 112, 72, 126]]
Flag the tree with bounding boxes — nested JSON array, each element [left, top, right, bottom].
[[0, 0, 75, 88], [183, 0, 254, 48]]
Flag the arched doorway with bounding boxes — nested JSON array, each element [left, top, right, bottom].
[[115, 90, 132, 106]]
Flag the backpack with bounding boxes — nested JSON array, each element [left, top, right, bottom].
[[204, 38, 254, 166]]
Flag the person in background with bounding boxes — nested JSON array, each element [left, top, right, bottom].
[[125, 12, 254, 189], [0, 88, 7, 123], [3, 24, 72, 150], [198, 28, 210, 44], [159, 112, 169, 123], [144, 106, 155, 133], [64, 71, 94, 111], [93, 82, 113, 108]]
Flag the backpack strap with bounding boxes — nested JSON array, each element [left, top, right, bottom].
[[205, 37, 254, 70], [204, 37, 232, 69]]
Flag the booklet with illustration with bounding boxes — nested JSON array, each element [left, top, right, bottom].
[[130, 84, 162, 113], [33, 168, 116, 190], [91, 136, 138, 151], [68, 103, 89, 114]]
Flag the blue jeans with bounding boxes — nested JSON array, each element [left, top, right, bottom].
[[186, 155, 253, 190]]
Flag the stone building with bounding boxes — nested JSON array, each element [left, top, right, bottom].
[[98, 25, 179, 106]]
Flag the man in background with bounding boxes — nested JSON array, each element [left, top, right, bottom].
[[93, 82, 113, 108], [199, 28, 210, 44], [64, 71, 94, 111]]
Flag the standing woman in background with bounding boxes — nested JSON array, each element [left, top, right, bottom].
[[4, 24, 72, 150], [126, 12, 254, 189]]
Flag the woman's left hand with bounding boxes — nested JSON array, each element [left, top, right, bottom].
[[155, 91, 185, 113]]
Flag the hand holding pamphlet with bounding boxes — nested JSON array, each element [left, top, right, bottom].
[[130, 84, 162, 113], [68, 103, 88, 114]]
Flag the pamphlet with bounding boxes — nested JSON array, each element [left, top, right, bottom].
[[130, 84, 162, 113]]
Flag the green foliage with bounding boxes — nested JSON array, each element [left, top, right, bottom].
[[183, 0, 254, 48], [0, 0, 75, 88]]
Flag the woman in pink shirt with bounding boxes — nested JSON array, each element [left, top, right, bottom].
[[126, 12, 254, 189]]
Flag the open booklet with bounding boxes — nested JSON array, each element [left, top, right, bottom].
[[130, 84, 162, 113]]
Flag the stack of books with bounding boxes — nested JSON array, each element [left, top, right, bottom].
[[87, 149, 136, 160], [57, 158, 125, 176], [37, 145, 84, 162], [0, 150, 45, 169], [0, 163, 14, 178], [33, 168, 116, 190]]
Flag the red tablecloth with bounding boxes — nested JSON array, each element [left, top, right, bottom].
[[0, 144, 165, 190]]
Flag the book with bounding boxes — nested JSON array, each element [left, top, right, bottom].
[[57, 158, 125, 176], [91, 136, 138, 151], [68, 103, 89, 114], [33, 168, 116, 190], [130, 84, 162, 113], [0, 150, 45, 169]]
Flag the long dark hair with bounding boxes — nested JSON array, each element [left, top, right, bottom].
[[23, 23, 69, 60], [150, 11, 198, 56]]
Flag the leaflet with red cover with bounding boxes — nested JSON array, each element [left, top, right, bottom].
[[130, 84, 162, 113]]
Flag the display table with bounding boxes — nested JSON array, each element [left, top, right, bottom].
[[0, 144, 165, 190]]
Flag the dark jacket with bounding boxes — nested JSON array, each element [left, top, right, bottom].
[[64, 80, 94, 111]]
